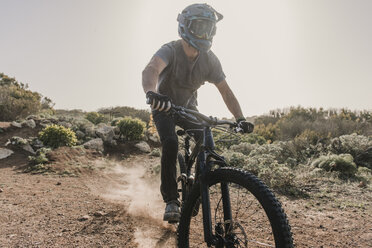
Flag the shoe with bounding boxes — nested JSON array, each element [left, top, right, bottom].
[[163, 201, 181, 223]]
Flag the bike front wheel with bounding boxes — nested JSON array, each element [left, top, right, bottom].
[[178, 167, 293, 248]]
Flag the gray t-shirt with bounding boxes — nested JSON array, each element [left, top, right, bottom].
[[154, 40, 225, 108]]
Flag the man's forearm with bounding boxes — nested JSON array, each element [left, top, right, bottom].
[[142, 56, 167, 94], [216, 81, 244, 119], [221, 89, 244, 119], [142, 66, 158, 93]]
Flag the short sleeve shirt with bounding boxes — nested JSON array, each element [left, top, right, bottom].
[[154, 40, 225, 108]]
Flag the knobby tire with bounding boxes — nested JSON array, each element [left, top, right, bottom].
[[177, 167, 293, 248]]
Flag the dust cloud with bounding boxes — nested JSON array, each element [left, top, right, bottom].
[[92, 159, 177, 247]]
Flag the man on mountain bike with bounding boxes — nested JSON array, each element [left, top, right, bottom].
[[142, 3, 254, 223]]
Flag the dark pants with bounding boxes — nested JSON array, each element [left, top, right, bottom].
[[153, 110, 202, 203]]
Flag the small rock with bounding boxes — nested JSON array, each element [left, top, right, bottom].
[[148, 134, 160, 144], [56, 182, 61, 186], [75, 130, 85, 139], [93, 211, 106, 217], [31, 138, 44, 149], [135, 141, 151, 153], [26, 115, 39, 121], [0, 188, 3, 193], [95, 124, 115, 143], [39, 119, 52, 127], [78, 215, 90, 221], [83, 138, 104, 152], [58, 121, 72, 128], [11, 121, 22, 128], [0, 148, 14, 159], [22, 119, 36, 128], [22, 144, 36, 154]]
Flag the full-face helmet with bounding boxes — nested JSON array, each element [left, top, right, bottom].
[[177, 4, 223, 52]]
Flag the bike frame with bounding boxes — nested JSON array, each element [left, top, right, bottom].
[[181, 125, 233, 246]]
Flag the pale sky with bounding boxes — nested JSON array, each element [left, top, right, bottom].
[[1, 0, 371, 117]]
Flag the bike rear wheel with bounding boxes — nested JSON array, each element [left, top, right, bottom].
[[178, 167, 293, 248]]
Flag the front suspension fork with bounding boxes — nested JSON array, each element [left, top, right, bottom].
[[199, 159, 233, 246]]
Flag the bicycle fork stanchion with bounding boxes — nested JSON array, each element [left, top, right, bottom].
[[199, 151, 214, 246], [200, 127, 220, 246], [221, 182, 232, 236]]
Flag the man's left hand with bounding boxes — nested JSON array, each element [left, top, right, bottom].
[[237, 118, 254, 133]]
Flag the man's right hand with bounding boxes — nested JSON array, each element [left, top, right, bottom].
[[146, 91, 172, 112]]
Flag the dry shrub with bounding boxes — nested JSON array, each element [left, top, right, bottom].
[[329, 133, 371, 157], [311, 154, 357, 177]]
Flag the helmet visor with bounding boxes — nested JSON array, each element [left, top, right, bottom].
[[188, 19, 215, 40]]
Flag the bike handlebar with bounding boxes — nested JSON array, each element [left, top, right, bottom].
[[171, 105, 237, 128], [146, 96, 243, 132]]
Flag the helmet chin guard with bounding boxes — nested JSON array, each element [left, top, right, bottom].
[[177, 4, 223, 52]]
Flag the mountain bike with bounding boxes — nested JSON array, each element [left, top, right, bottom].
[[155, 104, 293, 247]]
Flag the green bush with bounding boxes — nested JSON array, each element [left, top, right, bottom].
[[230, 143, 258, 156], [282, 137, 326, 164], [117, 117, 146, 141], [296, 129, 322, 145], [311, 154, 357, 177], [28, 148, 51, 165], [258, 164, 295, 189], [39, 124, 77, 148], [254, 123, 277, 143], [222, 151, 246, 167], [111, 117, 123, 126], [243, 154, 278, 175], [0, 73, 41, 121], [26, 148, 52, 174], [224, 151, 295, 189], [255, 106, 372, 142], [328, 134, 372, 167], [242, 133, 267, 145], [85, 112, 106, 125], [214, 130, 266, 150]]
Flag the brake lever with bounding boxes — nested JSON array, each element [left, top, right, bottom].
[[235, 126, 244, 134], [232, 123, 244, 134]]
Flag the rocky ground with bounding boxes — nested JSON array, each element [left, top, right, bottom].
[[0, 122, 371, 247]]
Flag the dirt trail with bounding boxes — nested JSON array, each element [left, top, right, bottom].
[[0, 151, 176, 247]]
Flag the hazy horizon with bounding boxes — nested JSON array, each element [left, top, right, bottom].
[[1, 0, 371, 117]]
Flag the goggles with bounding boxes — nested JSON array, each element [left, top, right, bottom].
[[188, 19, 216, 40]]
